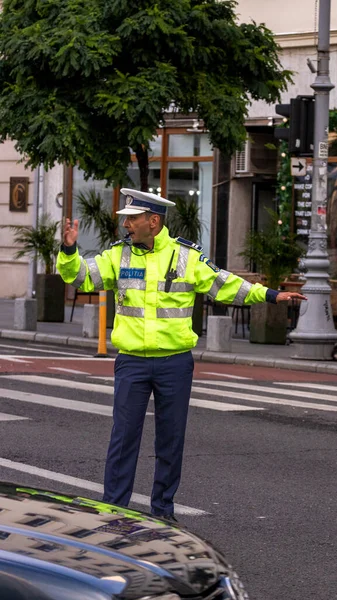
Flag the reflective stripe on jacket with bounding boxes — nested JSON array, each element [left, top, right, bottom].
[[56, 226, 269, 357]]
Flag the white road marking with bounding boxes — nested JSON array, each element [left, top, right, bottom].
[[0, 344, 93, 357], [18, 343, 92, 354], [273, 382, 337, 392], [195, 380, 337, 404], [91, 376, 115, 381], [3, 375, 113, 394], [0, 458, 207, 515], [49, 368, 91, 375], [4, 375, 337, 412], [191, 386, 337, 412], [189, 399, 262, 412], [1, 376, 262, 412], [0, 357, 33, 364], [199, 372, 252, 380], [0, 388, 152, 416], [0, 413, 30, 422]]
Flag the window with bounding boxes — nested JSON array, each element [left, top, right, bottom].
[[68, 528, 96, 539], [23, 516, 52, 527], [168, 134, 212, 157], [167, 160, 212, 256]]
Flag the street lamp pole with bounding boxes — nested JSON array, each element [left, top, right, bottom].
[[290, 0, 337, 360]]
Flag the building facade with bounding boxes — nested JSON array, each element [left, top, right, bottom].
[[2, 0, 337, 298], [0, 156, 63, 298], [229, 0, 337, 273]]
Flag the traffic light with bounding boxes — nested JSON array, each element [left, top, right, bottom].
[[275, 95, 314, 156]]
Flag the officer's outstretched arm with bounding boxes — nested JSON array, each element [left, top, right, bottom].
[[193, 256, 273, 306]]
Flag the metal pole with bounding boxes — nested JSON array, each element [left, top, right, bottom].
[[290, 0, 337, 359], [27, 167, 40, 298], [95, 291, 108, 357]]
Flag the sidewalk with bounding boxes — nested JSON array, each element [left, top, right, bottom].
[[1, 299, 337, 374]]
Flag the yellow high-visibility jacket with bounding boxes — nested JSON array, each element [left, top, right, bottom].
[[56, 226, 277, 357]]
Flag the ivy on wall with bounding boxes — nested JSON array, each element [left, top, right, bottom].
[[275, 140, 292, 236], [274, 109, 337, 236], [329, 109, 337, 156]]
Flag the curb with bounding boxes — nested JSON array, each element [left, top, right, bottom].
[[1, 328, 337, 374]]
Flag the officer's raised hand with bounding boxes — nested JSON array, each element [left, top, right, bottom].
[[63, 218, 79, 247]]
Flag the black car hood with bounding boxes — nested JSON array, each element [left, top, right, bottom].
[[0, 483, 229, 600]]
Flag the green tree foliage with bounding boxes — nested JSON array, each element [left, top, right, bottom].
[[239, 209, 305, 290], [0, 214, 60, 274], [0, 0, 292, 188]]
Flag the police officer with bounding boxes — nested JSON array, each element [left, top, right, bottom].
[[57, 188, 306, 520]]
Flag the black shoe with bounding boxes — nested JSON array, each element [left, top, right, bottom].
[[157, 514, 178, 524]]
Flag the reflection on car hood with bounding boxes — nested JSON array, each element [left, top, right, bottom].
[[0, 483, 228, 599]]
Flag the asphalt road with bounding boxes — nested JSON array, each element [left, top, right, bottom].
[[0, 340, 337, 600]]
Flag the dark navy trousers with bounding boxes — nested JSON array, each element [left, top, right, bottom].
[[103, 351, 194, 515]]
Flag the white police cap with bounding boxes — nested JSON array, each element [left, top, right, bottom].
[[117, 188, 176, 216]]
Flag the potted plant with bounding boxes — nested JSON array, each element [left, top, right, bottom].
[[75, 188, 119, 326], [1, 214, 64, 322], [239, 209, 305, 344], [167, 196, 204, 336]]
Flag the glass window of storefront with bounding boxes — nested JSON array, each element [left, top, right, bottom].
[[125, 161, 161, 196], [147, 134, 162, 158], [73, 129, 214, 255], [72, 166, 115, 255], [72, 167, 113, 256], [168, 133, 213, 157], [166, 160, 212, 256]]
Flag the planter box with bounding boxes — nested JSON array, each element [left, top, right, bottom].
[[280, 280, 304, 293], [36, 274, 65, 322], [249, 302, 288, 345]]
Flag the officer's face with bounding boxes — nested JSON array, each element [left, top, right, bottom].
[[123, 212, 158, 247]]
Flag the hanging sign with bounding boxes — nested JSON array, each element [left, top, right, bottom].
[[291, 157, 307, 176], [293, 164, 312, 241], [9, 177, 29, 212]]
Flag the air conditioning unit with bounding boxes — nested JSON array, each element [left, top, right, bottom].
[[234, 134, 277, 176], [235, 140, 250, 173]]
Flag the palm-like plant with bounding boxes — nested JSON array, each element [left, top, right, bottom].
[[166, 196, 204, 336], [167, 196, 203, 243], [75, 189, 118, 251], [239, 209, 305, 290], [1, 214, 60, 275]]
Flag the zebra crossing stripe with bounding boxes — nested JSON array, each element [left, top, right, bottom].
[[0, 375, 263, 412], [3, 375, 337, 412], [0, 458, 206, 516], [195, 380, 337, 404], [2, 375, 112, 394], [0, 388, 154, 416], [273, 382, 337, 393], [192, 386, 337, 412]]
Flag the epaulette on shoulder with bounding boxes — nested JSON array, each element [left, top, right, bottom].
[[176, 237, 203, 252], [109, 239, 125, 248]]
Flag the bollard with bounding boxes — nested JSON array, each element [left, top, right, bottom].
[[206, 316, 232, 352], [14, 298, 37, 331], [95, 290, 108, 357], [82, 304, 99, 338]]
